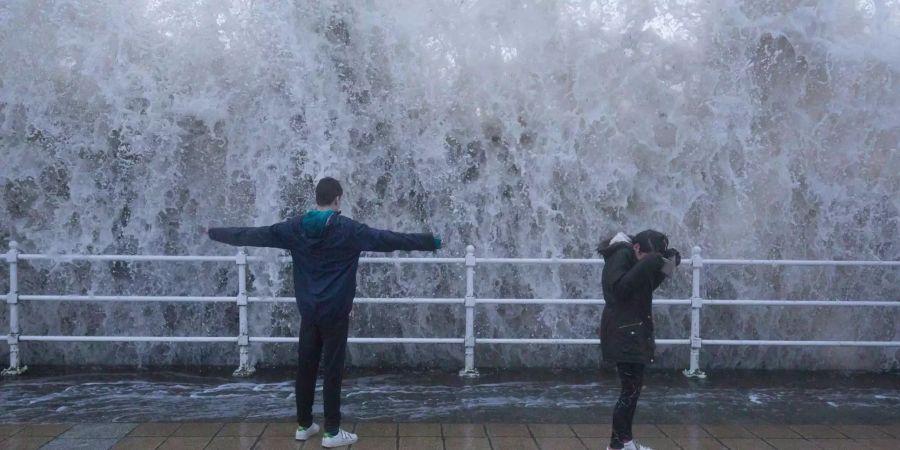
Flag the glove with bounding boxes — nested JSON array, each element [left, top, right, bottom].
[[664, 248, 681, 266]]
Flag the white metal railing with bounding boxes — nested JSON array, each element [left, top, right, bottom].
[[2, 241, 899, 377]]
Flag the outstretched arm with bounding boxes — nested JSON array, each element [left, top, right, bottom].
[[208, 221, 296, 249], [353, 222, 440, 253]]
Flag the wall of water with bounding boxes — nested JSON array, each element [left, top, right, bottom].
[[1, 0, 898, 370]]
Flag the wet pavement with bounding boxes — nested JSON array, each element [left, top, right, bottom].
[[1, 421, 900, 449], [1, 368, 899, 449]]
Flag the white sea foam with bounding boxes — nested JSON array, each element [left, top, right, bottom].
[[0, 0, 897, 370]]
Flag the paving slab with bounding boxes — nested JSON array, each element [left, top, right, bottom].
[[129, 422, 181, 437], [58, 423, 138, 439], [110, 436, 167, 450], [444, 437, 491, 450], [217, 423, 267, 437], [398, 436, 442, 450], [442, 424, 486, 437], [398, 423, 441, 436], [39, 438, 120, 450]]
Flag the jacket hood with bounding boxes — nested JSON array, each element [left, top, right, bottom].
[[598, 231, 633, 258], [301, 210, 338, 238]]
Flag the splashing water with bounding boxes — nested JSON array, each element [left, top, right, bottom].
[[0, 1, 898, 370]]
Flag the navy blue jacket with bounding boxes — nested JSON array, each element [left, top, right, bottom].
[[209, 211, 438, 321]]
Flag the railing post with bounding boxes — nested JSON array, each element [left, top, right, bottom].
[[3, 241, 26, 376], [459, 245, 479, 377], [233, 247, 255, 377], [683, 245, 706, 378]]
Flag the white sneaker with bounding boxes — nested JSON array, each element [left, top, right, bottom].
[[321, 429, 358, 448], [295, 423, 320, 440], [624, 441, 653, 450]]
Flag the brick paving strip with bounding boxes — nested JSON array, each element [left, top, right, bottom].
[[0, 422, 897, 450]]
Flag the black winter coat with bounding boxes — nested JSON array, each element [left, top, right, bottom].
[[599, 242, 667, 364]]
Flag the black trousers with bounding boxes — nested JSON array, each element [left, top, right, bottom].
[[296, 314, 350, 435], [610, 362, 645, 449]]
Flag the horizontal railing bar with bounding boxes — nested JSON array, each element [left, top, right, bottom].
[[245, 297, 693, 305], [7, 254, 898, 267], [360, 257, 466, 264], [704, 300, 900, 307], [245, 256, 465, 264], [17, 296, 893, 307], [16, 337, 897, 346], [476, 298, 690, 305], [352, 337, 466, 344], [19, 336, 238, 342], [703, 339, 900, 347], [478, 338, 601, 344], [355, 297, 464, 304], [10, 337, 899, 346], [15, 254, 466, 264], [477, 338, 691, 345], [19, 295, 236, 303], [250, 337, 464, 344], [476, 258, 603, 265], [18, 254, 238, 262], [248, 297, 464, 304], [704, 259, 900, 267], [478, 299, 605, 305], [13, 336, 898, 346], [12, 296, 895, 307]]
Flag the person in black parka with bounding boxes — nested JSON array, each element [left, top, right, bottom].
[[207, 177, 440, 449], [598, 230, 680, 450]]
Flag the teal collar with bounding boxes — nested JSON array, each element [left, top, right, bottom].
[[302, 210, 337, 238]]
